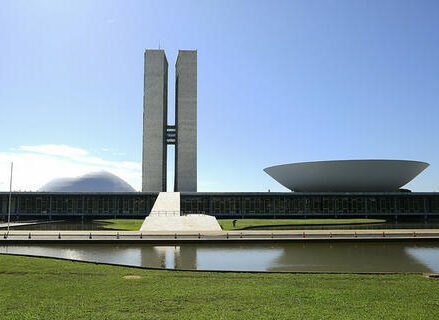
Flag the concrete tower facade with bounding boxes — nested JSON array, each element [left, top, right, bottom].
[[174, 50, 197, 192], [142, 50, 168, 192], [142, 49, 197, 192]]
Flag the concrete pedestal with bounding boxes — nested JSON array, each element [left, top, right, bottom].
[[140, 192, 221, 232]]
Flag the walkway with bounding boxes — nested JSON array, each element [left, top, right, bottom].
[[1, 229, 439, 243]]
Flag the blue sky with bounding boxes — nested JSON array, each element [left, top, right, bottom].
[[0, 0, 438, 191]]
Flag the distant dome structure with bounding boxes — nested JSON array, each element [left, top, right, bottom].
[[40, 171, 136, 192]]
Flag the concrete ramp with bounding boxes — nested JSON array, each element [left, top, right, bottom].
[[140, 192, 222, 232], [149, 192, 180, 215], [139, 214, 222, 232]]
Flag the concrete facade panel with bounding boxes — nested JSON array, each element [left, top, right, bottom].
[[174, 50, 197, 192], [142, 50, 168, 191]]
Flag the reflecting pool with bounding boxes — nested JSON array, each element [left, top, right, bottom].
[[2, 241, 439, 273]]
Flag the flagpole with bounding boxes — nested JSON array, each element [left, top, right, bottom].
[[7, 162, 13, 234]]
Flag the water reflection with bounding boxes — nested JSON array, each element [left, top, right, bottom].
[[142, 246, 198, 269], [196, 246, 284, 271], [405, 247, 439, 272], [1, 242, 439, 273], [269, 242, 436, 273]]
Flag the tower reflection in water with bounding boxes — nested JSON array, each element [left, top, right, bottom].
[[140, 246, 197, 270], [139, 243, 438, 272]]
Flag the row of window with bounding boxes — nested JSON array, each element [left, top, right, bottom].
[[181, 196, 439, 214], [1, 196, 157, 214], [1, 195, 439, 215]]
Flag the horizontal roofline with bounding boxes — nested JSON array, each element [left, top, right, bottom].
[[0, 191, 438, 196]]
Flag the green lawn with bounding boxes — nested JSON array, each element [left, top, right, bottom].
[[95, 219, 144, 231], [95, 218, 385, 231], [0, 254, 438, 319], [219, 218, 386, 230]]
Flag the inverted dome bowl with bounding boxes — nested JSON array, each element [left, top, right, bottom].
[[264, 160, 429, 192]]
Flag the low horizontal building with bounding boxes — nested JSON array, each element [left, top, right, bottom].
[[1, 191, 438, 219]]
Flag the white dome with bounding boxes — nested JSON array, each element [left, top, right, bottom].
[[39, 171, 135, 192], [264, 160, 429, 192]]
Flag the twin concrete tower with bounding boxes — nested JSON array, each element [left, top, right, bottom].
[[142, 49, 197, 192]]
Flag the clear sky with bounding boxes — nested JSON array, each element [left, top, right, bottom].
[[0, 0, 438, 192]]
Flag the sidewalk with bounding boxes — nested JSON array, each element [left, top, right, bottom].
[[1, 229, 439, 243]]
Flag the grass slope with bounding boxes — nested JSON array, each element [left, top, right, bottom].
[[95, 219, 144, 230], [0, 254, 438, 319], [219, 218, 385, 230], [95, 218, 385, 231]]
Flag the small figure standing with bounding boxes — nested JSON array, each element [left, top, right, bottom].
[[232, 219, 237, 228]]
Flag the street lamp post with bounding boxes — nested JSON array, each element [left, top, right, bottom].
[[7, 162, 13, 234]]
